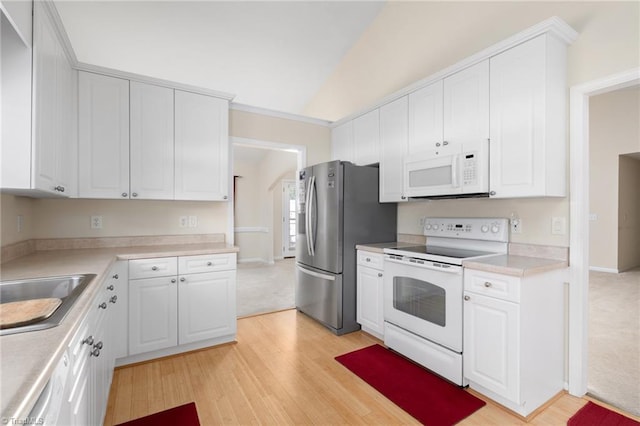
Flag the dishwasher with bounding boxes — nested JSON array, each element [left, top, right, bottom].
[[28, 350, 70, 425]]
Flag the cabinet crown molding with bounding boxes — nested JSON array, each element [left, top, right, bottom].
[[331, 16, 578, 128]]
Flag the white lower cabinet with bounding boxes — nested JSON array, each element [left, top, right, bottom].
[[128, 254, 237, 358], [463, 267, 566, 417], [356, 251, 384, 340]]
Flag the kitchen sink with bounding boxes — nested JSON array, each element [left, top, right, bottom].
[[0, 274, 96, 336]]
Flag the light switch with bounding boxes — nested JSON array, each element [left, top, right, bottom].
[[551, 217, 566, 235]]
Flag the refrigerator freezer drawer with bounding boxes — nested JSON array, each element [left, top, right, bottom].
[[295, 263, 342, 331]]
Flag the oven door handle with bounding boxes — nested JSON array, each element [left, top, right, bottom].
[[384, 256, 462, 275]]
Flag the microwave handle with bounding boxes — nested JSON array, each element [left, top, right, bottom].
[[451, 155, 460, 188]]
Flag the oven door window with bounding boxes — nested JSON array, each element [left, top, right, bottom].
[[393, 276, 445, 327]]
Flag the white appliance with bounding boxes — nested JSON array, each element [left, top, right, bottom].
[[403, 140, 489, 198], [383, 217, 508, 385]]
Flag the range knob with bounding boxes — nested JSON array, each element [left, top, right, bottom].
[[491, 224, 500, 233], [425, 224, 432, 230], [433, 224, 439, 231], [481, 225, 489, 233]]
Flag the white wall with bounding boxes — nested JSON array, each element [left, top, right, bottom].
[[302, 1, 639, 248], [0, 194, 34, 246], [618, 155, 640, 271], [589, 87, 640, 270]]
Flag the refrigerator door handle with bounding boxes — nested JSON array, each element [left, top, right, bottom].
[[308, 175, 316, 256], [297, 264, 335, 281], [305, 176, 312, 257]]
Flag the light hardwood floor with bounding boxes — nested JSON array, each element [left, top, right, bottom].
[[105, 309, 639, 425]]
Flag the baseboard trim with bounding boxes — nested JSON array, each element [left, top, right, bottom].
[[237, 258, 272, 264], [589, 266, 619, 273]]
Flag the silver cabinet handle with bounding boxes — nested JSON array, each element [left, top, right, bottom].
[[401, 195, 407, 200], [180, 277, 186, 282], [223, 195, 228, 200], [151, 266, 158, 271], [54, 185, 65, 192], [132, 192, 138, 197], [121, 192, 128, 197], [490, 191, 496, 196], [207, 262, 213, 266], [443, 141, 449, 146], [107, 285, 114, 291], [110, 295, 118, 303], [83, 336, 94, 346], [113, 274, 119, 279], [484, 282, 492, 288], [93, 341, 103, 350], [377, 273, 383, 278], [366, 258, 371, 262], [435, 142, 441, 147], [90, 348, 100, 357], [171, 278, 176, 283], [98, 302, 107, 309], [464, 295, 470, 301]]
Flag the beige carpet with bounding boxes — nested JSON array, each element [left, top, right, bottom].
[[236, 258, 295, 318], [588, 267, 640, 416]]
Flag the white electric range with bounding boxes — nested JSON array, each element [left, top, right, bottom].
[[382, 217, 509, 385]]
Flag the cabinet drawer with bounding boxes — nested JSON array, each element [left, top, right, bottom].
[[464, 269, 520, 302], [357, 251, 384, 270], [179, 253, 237, 274], [129, 257, 178, 279]]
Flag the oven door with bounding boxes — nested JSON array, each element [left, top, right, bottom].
[[383, 256, 463, 352]]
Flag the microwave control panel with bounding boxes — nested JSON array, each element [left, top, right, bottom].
[[462, 152, 478, 186]]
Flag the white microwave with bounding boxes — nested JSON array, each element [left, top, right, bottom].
[[403, 140, 489, 198]]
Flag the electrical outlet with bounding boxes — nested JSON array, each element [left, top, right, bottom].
[[418, 217, 426, 227], [552, 217, 566, 235], [589, 213, 598, 221], [91, 216, 103, 229], [511, 218, 522, 234], [179, 216, 188, 228], [188, 216, 198, 228]]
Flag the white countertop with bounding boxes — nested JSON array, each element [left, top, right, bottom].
[[0, 242, 238, 420]]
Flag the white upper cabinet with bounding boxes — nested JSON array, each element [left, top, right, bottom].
[[331, 121, 354, 162], [78, 72, 130, 199], [130, 82, 175, 200], [174, 90, 230, 201], [379, 96, 409, 203], [2, 2, 77, 197], [443, 60, 489, 149], [353, 109, 380, 165], [489, 34, 568, 198], [408, 80, 443, 155]]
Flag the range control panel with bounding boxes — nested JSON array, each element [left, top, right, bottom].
[[423, 217, 509, 242]]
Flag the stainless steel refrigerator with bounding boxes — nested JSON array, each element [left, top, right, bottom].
[[296, 160, 397, 335]]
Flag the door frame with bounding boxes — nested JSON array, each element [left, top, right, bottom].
[[281, 179, 297, 258], [567, 67, 640, 396], [227, 136, 307, 247]]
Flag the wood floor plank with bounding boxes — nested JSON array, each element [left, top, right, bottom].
[[104, 309, 640, 425]]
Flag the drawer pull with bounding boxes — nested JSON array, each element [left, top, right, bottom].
[[90, 348, 100, 357], [98, 302, 107, 309], [464, 295, 470, 301], [151, 266, 158, 271], [171, 279, 176, 283], [107, 285, 114, 291], [82, 336, 94, 346], [110, 295, 118, 304], [207, 261, 213, 266], [180, 277, 186, 282], [112, 274, 119, 279], [93, 341, 103, 350], [366, 258, 371, 262], [484, 282, 492, 288], [377, 273, 383, 278]]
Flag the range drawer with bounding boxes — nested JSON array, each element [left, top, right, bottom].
[[357, 251, 384, 270], [178, 253, 237, 274], [464, 269, 520, 303], [129, 257, 178, 279]]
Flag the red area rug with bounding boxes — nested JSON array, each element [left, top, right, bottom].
[[115, 402, 200, 426], [335, 344, 485, 425], [568, 401, 640, 426]]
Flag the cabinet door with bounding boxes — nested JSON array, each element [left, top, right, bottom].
[[32, 3, 61, 194], [356, 265, 384, 338], [178, 270, 236, 345], [78, 72, 130, 199], [174, 90, 229, 201], [331, 121, 353, 162], [444, 60, 489, 147], [408, 80, 443, 154], [56, 52, 77, 197], [128, 276, 178, 355], [130, 82, 174, 200], [379, 96, 408, 202], [464, 292, 519, 402], [489, 36, 546, 198], [353, 109, 380, 165]]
